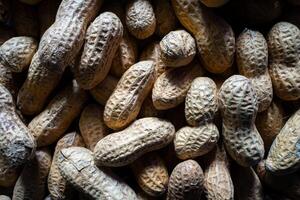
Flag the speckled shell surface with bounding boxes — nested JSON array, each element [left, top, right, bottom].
[[94, 117, 175, 167]]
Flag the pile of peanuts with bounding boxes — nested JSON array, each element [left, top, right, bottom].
[[0, 0, 300, 199]]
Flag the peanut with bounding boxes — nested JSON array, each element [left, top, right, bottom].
[[94, 117, 175, 167], [74, 12, 123, 89], [0, 64, 17, 98], [265, 108, 300, 175], [126, 0, 156, 39], [218, 75, 264, 166], [160, 30, 196, 67], [79, 104, 109, 151], [57, 147, 138, 200], [48, 132, 84, 200], [236, 29, 273, 112], [267, 22, 300, 101], [104, 60, 155, 130], [167, 159, 204, 200], [131, 152, 169, 197], [200, 0, 230, 7], [28, 80, 87, 147], [17, 0, 102, 115], [204, 146, 234, 200], [0, 195, 10, 200], [152, 60, 205, 110], [12, 148, 52, 200], [172, 0, 235, 73]]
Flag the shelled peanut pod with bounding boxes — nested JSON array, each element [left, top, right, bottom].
[[218, 75, 264, 166], [48, 132, 85, 200], [236, 29, 273, 112], [57, 147, 138, 199], [172, 0, 235, 74], [94, 117, 175, 167], [17, 0, 102, 115]]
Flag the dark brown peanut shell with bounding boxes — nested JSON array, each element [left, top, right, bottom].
[[28, 80, 87, 147], [75, 12, 123, 89], [79, 104, 109, 150], [265, 108, 300, 175], [236, 29, 273, 112], [104, 60, 155, 130], [204, 146, 234, 200], [172, 0, 235, 74], [48, 132, 84, 200], [268, 22, 300, 101], [57, 147, 138, 199], [94, 117, 175, 167], [218, 75, 264, 166], [17, 0, 102, 115], [12, 148, 52, 200], [152, 60, 205, 110], [200, 0, 229, 7], [167, 159, 204, 200], [89, 74, 119, 106]]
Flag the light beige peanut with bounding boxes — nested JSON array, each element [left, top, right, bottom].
[[126, 0, 156, 39], [75, 12, 123, 89], [57, 147, 138, 199], [28, 80, 87, 147], [79, 104, 109, 151], [17, 0, 102, 115], [265, 108, 300, 175], [174, 123, 219, 160], [172, 0, 235, 74], [104, 60, 155, 130], [131, 152, 169, 197], [204, 146, 234, 200], [200, 0, 230, 7], [0, 36, 37, 72], [12, 148, 52, 200], [160, 30, 196, 67], [185, 77, 218, 126], [94, 117, 175, 167], [218, 75, 264, 166], [167, 159, 204, 200], [152, 60, 205, 110], [89, 74, 119, 106], [48, 132, 84, 200], [236, 29, 273, 112], [267, 22, 300, 101], [0, 195, 10, 200], [0, 84, 35, 187]]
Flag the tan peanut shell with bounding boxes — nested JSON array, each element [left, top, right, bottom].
[[0, 64, 17, 98], [48, 132, 84, 200], [75, 12, 123, 89], [0, 36, 37, 72], [28, 80, 87, 147], [131, 152, 169, 197], [185, 77, 218, 126], [79, 104, 109, 150], [0, 84, 35, 186], [126, 0, 156, 39], [12, 148, 52, 200], [167, 159, 204, 200], [160, 30, 196, 67], [218, 75, 264, 166], [200, 0, 229, 7], [17, 0, 102, 115], [265, 108, 300, 175], [236, 29, 273, 112], [174, 123, 219, 160], [152, 61, 205, 110], [94, 117, 175, 167], [231, 164, 263, 200], [268, 22, 300, 101], [57, 147, 138, 199], [104, 60, 155, 130], [256, 100, 285, 150], [171, 0, 235, 74], [140, 41, 167, 79], [204, 146, 234, 200], [89, 74, 119, 106]]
